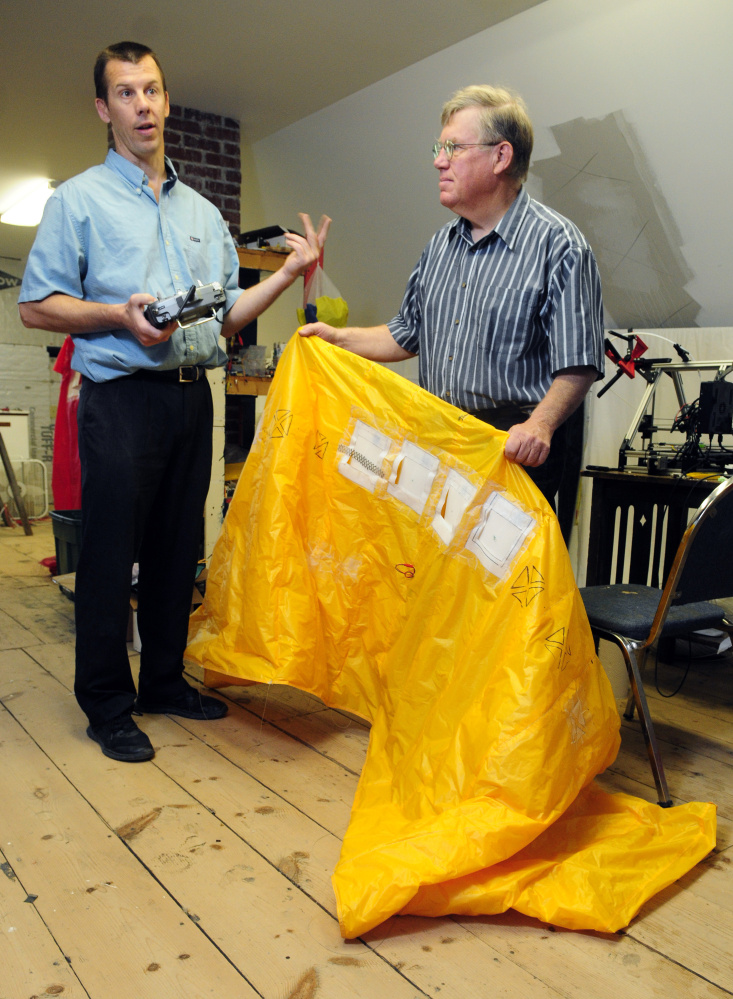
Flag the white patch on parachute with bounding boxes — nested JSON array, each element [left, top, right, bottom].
[[387, 440, 441, 515], [338, 420, 392, 492], [465, 492, 535, 577], [431, 469, 478, 545]]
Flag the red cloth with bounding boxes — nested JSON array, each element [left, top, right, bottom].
[[52, 336, 82, 509]]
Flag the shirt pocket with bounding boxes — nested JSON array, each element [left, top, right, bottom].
[[475, 286, 543, 356], [182, 236, 217, 283]]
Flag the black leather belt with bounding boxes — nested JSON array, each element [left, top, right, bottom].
[[126, 365, 208, 383], [468, 404, 534, 431]]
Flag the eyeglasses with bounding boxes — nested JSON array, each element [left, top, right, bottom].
[[432, 140, 501, 160]]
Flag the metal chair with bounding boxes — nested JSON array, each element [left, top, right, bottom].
[[579, 474, 733, 806]]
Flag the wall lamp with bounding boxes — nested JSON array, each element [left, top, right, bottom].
[[0, 179, 57, 226]]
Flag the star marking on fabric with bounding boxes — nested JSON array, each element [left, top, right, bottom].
[[511, 565, 545, 607], [271, 410, 293, 438], [313, 431, 329, 459], [545, 627, 571, 671], [565, 691, 587, 744]]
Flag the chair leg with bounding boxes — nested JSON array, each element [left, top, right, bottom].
[[623, 647, 673, 807], [623, 689, 635, 720]]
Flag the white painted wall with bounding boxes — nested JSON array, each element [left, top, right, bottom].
[[0, 284, 66, 474], [244, 0, 733, 352]]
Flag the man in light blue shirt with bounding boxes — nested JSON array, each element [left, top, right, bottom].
[[20, 41, 329, 763], [20, 145, 244, 383]]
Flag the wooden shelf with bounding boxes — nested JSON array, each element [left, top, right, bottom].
[[224, 461, 246, 481], [236, 246, 289, 272], [226, 374, 273, 396]]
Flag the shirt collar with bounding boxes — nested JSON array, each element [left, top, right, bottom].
[[449, 187, 529, 250], [103, 147, 179, 194]]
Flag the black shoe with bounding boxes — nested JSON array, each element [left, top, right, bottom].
[[134, 684, 228, 720], [86, 717, 154, 762]]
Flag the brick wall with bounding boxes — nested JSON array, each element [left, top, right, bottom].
[[164, 105, 241, 237]]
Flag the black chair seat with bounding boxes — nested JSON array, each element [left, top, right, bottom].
[[579, 584, 725, 641]]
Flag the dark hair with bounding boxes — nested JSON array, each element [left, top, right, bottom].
[[94, 41, 167, 102]]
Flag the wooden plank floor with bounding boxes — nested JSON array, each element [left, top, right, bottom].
[[1, 520, 731, 999]]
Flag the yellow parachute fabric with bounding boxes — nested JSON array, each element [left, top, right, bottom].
[[187, 335, 716, 938]]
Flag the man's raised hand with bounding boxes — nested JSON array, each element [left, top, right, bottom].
[[281, 213, 332, 279]]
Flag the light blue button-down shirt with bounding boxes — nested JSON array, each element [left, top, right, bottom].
[[19, 149, 241, 382]]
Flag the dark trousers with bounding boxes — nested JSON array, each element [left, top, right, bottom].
[[471, 404, 569, 512], [74, 374, 213, 727]]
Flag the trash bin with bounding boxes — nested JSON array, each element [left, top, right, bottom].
[[50, 509, 82, 575]]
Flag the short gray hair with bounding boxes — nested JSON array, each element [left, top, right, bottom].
[[441, 85, 533, 183]]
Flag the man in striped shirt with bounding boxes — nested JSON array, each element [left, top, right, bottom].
[[299, 85, 605, 506]]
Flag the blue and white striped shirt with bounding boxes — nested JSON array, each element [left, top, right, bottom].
[[387, 188, 604, 412]]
